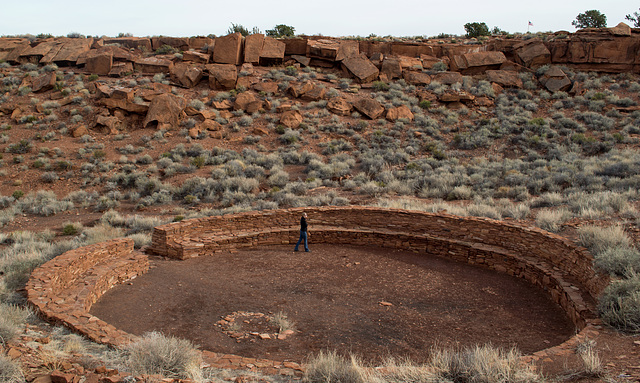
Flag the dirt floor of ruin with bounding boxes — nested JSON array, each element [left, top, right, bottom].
[[90, 244, 575, 364]]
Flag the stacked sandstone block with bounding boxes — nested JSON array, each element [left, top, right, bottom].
[[26, 238, 148, 346]]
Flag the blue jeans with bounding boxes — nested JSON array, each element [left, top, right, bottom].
[[294, 230, 308, 251]]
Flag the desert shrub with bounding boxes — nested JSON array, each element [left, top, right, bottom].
[[7, 139, 32, 154], [126, 331, 202, 381], [577, 225, 630, 256], [41, 171, 59, 183], [267, 169, 290, 188], [535, 208, 571, 233], [304, 350, 366, 383], [428, 345, 541, 383], [0, 354, 24, 383], [0, 303, 30, 343], [127, 233, 151, 248], [61, 222, 83, 236], [575, 111, 614, 131], [595, 246, 640, 277], [16, 191, 74, 216], [598, 272, 640, 332]]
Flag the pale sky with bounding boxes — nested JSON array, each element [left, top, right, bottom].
[[0, 1, 635, 38]]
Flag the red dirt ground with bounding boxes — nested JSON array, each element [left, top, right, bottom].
[[90, 244, 575, 364]]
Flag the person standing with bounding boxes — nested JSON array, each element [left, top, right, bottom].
[[294, 212, 310, 252]]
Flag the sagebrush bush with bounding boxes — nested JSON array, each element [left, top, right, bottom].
[[595, 246, 640, 277], [535, 208, 571, 233], [126, 332, 202, 381], [598, 272, 640, 333], [577, 225, 630, 257], [304, 351, 366, 383]]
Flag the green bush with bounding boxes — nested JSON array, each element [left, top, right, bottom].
[[572, 10, 607, 29], [464, 22, 490, 38], [126, 331, 202, 380], [226, 23, 260, 36], [372, 81, 389, 92], [265, 24, 296, 38], [627, 8, 640, 27], [7, 140, 32, 154]]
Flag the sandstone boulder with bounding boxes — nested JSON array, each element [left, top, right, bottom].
[[283, 38, 308, 55], [341, 55, 379, 83], [233, 92, 257, 111], [111, 87, 134, 101], [486, 70, 523, 88], [386, 105, 414, 121], [609, 22, 631, 36], [354, 98, 384, 119], [381, 58, 402, 80], [100, 98, 149, 114], [213, 33, 243, 65], [288, 81, 314, 98], [95, 115, 123, 134], [72, 125, 89, 138], [301, 86, 326, 101], [143, 93, 187, 129], [307, 39, 339, 61], [450, 51, 507, 74], [109, 62, 133, 77], [85, 53, 113, 75], [170, 63, 204, 88], [327, 98, 352, 116], [201, 119, 222, 131], [211, 99, 233, 109], [102, 37, 152, 51], [253, 81, 278, 94], [189, 36, 214, 49], [540, 66, 571, 92], [244, 34, 264, 64], [291, 55, 311, 66], [151, 36, 189, 51], [398, 56, 423, 71], [514, 39, 551, 68], [434, 71, 463, 85], [420, 54, 446, 69], [280, 110, 303, 129], [182, 50, 210, 64], [260, 36, 286, 64], [134, 57, 173, 74], [336, 40, 359, 61], [50, 39, 90, 65], [403, 71, 431, 85], [32, 72, 57, 93], [206, 64, 237, 90]]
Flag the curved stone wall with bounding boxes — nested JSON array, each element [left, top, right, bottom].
[[27, 206, 610, 373], [26, 238, 148, 346]]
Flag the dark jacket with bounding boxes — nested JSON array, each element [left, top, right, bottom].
[[300, 216, 308, 232]]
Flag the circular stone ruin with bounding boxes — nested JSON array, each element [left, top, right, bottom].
[[27, 206, 609, 373]]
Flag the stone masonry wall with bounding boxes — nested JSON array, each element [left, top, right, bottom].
[[25, 207, 610, 374], [150, 206, 608, 298], [147, 206, 610, 364], [26, 238, 149, 346]]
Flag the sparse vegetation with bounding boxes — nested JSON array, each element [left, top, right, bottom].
[[126, 331, 202, 381]]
